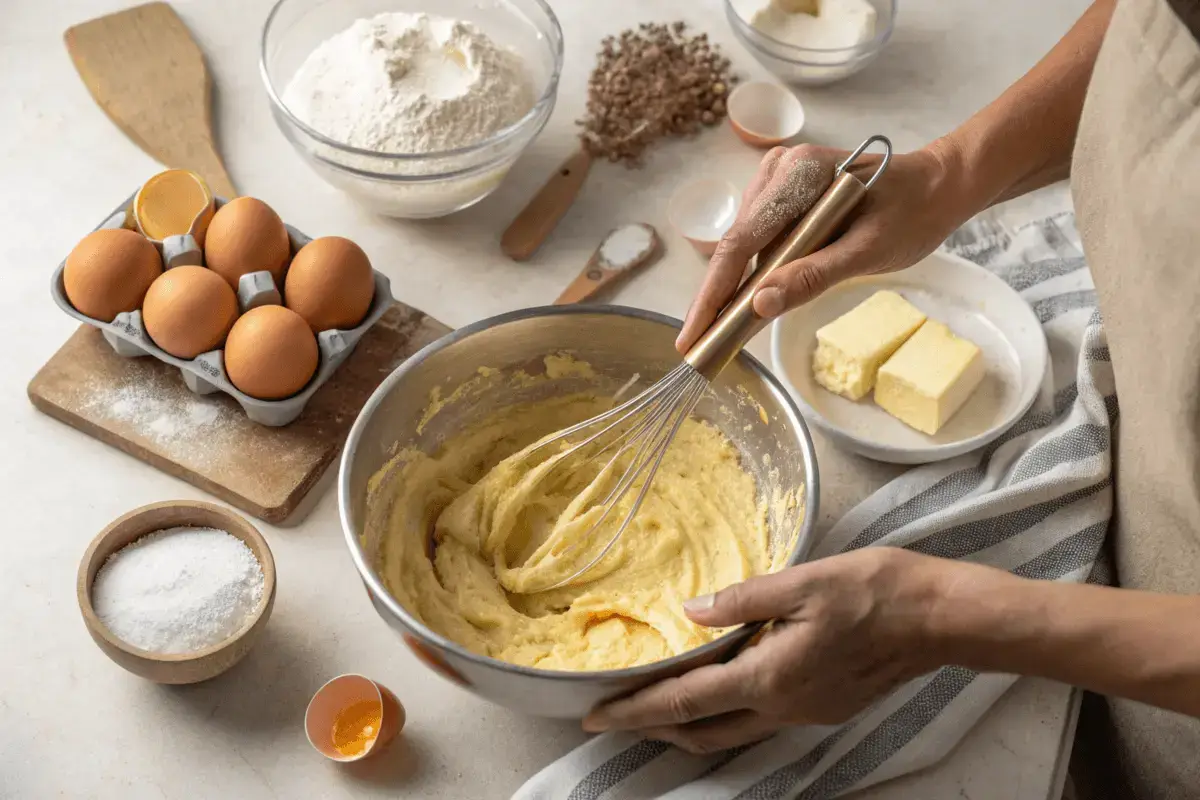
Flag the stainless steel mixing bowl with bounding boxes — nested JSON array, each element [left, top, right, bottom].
[[339, 306, 820, 718]]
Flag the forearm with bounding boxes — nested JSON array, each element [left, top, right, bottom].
[[928, 0, 1116, 214], [927, 560, 1200, 716]]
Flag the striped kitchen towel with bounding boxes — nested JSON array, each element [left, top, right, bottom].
[[513, 184, 1116, 800]]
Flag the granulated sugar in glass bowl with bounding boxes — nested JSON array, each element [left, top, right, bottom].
[[260, 0, 563, 218]]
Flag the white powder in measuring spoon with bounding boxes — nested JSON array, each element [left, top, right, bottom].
[[281, 12, 534, 154], [599, 224, 656, 269], [92, 527, 264, 654]]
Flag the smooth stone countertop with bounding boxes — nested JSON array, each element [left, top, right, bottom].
[[1, 0, 1087, 797]]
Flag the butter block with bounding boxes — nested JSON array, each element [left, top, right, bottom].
[[812, 290, 927, 400], [875, 320, 985, 435], [772, 0, 820, 14]]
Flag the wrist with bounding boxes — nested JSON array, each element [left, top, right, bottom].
[[916, 135, 985, 235], [922, 559, 1049, 673], [869, 549, 980, 675]]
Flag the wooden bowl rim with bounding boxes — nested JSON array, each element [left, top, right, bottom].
[[77, 500, 276, 665]]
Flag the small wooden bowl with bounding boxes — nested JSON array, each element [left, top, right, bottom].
[[77, 500, 276, 684]]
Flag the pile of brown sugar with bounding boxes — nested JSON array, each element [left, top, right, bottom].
[[579, 22, 737, 166]]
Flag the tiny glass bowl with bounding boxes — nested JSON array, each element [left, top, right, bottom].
[[77, 501, 276, 684], [260, 0, 564, 218], [724, 0, 896, 86]]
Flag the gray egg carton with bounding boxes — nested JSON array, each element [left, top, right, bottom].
[[50, 194, 395, 427]]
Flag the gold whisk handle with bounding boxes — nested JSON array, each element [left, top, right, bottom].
[[683, 135, 892, 380]]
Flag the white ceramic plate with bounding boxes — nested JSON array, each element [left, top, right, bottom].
[[770, 252, 1048, 464]]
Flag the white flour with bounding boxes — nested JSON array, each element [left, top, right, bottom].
[[93, 527, 265, 654], [282, 12, 535, 154], [91, 383, 228, 446]]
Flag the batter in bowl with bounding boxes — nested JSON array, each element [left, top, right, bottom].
[[369, 388, 789, 672]]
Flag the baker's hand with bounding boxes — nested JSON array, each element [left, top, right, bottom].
[[582, 548, 954, 754], [676, 141, 968, 353]]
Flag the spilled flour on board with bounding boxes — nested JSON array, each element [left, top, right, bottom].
[[81, 380, 237, 468]]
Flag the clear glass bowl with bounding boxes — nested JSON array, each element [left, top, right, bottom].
[[725, 0, 895, 86], [260, 0, 563, 218]]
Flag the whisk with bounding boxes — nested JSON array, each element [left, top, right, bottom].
[[522, 135, 893, 592]]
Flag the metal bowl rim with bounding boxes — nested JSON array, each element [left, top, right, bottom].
[[338, 303, 821, 682]]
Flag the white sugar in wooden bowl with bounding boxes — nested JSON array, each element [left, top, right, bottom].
[[77, 500, 276, 684]]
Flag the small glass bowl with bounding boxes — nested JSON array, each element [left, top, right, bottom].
[[724, 0, 895, 86], [260, 0, 563, 218]]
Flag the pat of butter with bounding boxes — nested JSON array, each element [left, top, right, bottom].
[[812, 290, 927, 400], [875, 320, 985, 435], [773, 0, 820, 14]]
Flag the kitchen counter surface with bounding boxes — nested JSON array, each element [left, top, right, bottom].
[[1, 0, 1088, 797]]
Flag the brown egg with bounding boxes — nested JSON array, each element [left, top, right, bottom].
[[142, 266, 239, 359], [284, 236, 376, 332], [224, 305, 319, 400], [204, 197, 291, 290], [63, 228, 162, 321]]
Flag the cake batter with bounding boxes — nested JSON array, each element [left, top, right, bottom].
[[369, 393, 787, 671]]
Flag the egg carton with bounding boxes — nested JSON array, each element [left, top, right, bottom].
[[50, 194, 395, 427]]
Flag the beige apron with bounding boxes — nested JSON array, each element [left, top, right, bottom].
[[1070, 0, 1200, 796]]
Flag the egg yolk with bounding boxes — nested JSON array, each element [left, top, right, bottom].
[[136, 170, 210, 240], [331, 699, 383, 758]]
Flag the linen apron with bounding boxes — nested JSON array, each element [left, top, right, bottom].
[[1070, 0, 1200, 796]]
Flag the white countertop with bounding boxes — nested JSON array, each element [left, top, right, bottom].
[[1, 0, 1087, 797]]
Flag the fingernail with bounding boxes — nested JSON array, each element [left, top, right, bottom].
[[582, 713, 609, 733], [754, 287, 786, 318], [683, 594, 715, 613]]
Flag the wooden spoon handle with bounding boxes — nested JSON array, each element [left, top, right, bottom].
[[555, 224, 662, 305], [501, 148, 592, 261], [554, 258, 612, 305]]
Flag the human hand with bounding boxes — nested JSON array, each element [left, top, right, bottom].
[[582, 548, 956, 753], [676, 141, 970, 353]]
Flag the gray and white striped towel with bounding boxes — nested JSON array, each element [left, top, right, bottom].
[[514, 184, 1117, 800]]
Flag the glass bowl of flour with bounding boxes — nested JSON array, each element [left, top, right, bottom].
[[261, 0, 563, 218], [725, 0, 895, 86]]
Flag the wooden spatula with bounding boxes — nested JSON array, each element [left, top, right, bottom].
[[555, 223, 662, 305], [64, 2, 236, 198]]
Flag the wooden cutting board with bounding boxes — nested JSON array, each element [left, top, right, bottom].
[[28, 305, 449, 525]]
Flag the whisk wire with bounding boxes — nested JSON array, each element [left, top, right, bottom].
[[560, 374, 695, 548], [585, 376, 692, 475], [525, 364, 692, 459], [542, 371, 708, 591], [593, 375, 695, 509]]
